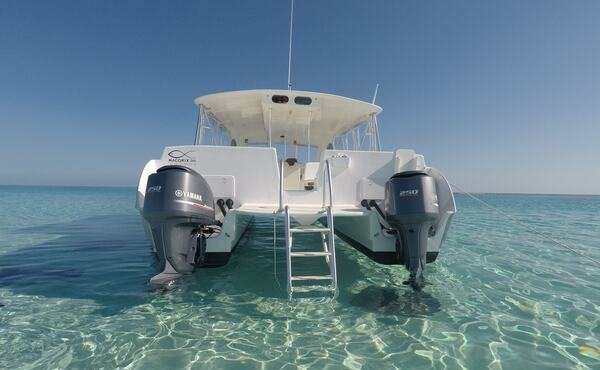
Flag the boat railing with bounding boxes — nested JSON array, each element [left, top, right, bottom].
[[322, 159, 334, 208], [323, 159, 338, 290], [278, 159, 284, 212]]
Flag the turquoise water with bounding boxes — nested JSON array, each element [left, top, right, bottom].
[[0, 186, 598, 369]]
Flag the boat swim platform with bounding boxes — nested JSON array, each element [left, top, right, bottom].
[[234, 204, 369, 217]]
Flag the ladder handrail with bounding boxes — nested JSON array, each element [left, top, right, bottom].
[[326, 205, 338, 291], [323, 159, 337, 291], [284, 205, 292, 296], [322, 159, 338, 291], [279, 159, 284, 212], [322, 159, 334, 208]]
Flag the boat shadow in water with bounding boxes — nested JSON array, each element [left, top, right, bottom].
[[347, 285, 442, 317], [0, 214, 154, 315]]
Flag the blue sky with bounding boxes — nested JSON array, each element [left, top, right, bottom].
[[1, 0, 599, 194]]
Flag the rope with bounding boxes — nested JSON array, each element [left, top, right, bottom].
[[451, 182, 600, 266]]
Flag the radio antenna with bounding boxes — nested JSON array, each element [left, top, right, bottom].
[[371, 83, 379, 104], [287, 0, 294, 90]]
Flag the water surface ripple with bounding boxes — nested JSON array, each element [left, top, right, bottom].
[[0, 186, 598, 369]]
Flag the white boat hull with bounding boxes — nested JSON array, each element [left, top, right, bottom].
[[135, 89, 456, 290]]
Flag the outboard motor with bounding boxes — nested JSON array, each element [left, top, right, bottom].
[[385, 171, 439, 290], [142, 165, 215, 284]]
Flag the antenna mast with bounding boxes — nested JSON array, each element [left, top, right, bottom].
[[371, 83, 379, 104], [287, 0, 294, 90]]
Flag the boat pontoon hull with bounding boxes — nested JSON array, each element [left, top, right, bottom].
[[136, 90, 456, 292]]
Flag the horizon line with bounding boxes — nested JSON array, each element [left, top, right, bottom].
[[0, 184, 598, 197]]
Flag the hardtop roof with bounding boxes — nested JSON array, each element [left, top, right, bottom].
[[194, 89, 382, 148]]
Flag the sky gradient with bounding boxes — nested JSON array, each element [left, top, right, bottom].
[[1, 0, 599, 194]]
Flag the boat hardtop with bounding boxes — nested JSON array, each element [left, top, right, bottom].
[[194, 89, 382, 150]]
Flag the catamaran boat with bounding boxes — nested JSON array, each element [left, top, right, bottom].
[[136, 89, 456, 297]]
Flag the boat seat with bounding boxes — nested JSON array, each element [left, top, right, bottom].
[[283, 159, 303, 190], [301, 162, 320, 190]]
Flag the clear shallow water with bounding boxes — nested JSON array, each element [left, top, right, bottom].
[[0, 186, 598, 369]]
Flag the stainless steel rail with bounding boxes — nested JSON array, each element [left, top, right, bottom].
[[279, 159, 284, 212], [323, 159, 338, 291]]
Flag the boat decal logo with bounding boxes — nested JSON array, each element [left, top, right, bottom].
[[174, 189, 202, 201], [398, 189, 419, 197], [174, 199, 213, 211], [167, 150, 196, 163], [147, 185, 162, 194]]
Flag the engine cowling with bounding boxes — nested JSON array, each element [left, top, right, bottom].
[[384, 171, 439, 290], [142, 165, 215, 283]]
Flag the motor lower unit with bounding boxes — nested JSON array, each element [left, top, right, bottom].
[[384, 171, 439, 290], [142, 165, 216, 284]]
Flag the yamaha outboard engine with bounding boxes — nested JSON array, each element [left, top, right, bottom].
[[142, 165, 215, 284], [385, 171, 439, 290]]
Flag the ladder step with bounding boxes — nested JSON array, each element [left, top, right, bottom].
[[290, 227, 330, 234], [291, 275, 333, 281], [291, 285, 336, 293], [290, 251, 331, 257]]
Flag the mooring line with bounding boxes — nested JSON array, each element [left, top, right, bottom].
[[451, 183, 600, 266]]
